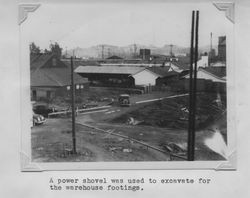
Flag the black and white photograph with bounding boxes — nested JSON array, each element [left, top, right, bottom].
[[19, 1, 235, 169], [2, 0, 250, 198]]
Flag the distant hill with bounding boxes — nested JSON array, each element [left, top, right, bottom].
[[64, 44, 216, 59]]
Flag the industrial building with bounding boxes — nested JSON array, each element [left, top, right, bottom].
[[183, 66, 226, 92], [75, 65, 178, 88], [218, 36, 226, 62], [139, 49, 151, 60]]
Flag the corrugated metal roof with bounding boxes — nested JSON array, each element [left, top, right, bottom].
[[75, 65, 145, 75], [75, 65, 179, 78]]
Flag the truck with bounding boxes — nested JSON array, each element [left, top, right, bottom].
[[118, 94, 131, 107]]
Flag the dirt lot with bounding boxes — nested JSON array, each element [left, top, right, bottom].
[[32, 91, 226, 162], [111, 92, 226, 131], [32, 119, 170, 162]]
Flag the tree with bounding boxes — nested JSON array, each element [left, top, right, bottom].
[[44, 48, 50, 54], [30, 42, 41, 54], [49, 42, 62, 58]]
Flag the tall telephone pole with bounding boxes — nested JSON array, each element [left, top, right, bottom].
[[209, 32, 213, 66], [187, 10, 199, 161], [101, 45, 104, 59], [210, 32, 213, 53], [70, 56, 76, 154], [169, 44, 173, 57]]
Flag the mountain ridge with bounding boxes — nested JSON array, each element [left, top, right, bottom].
[[64, 44, 216, 58]]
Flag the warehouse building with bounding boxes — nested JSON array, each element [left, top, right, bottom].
[[75, 65, 178, 88]]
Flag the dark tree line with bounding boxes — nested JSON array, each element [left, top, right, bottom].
[[29, 42, 41, 54], [30, 42, 62, 58]]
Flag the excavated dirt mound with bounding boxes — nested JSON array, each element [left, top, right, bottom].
[[111, 92, 226, 131]]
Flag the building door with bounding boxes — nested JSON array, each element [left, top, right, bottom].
[[46, 91, 51, 99], [32, 90, 37, 101]]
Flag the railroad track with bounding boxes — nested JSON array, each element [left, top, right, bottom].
[[77, 122, 187, 161]]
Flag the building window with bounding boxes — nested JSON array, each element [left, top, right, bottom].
[[32, 90, 37, 100], [52, 58, 57, 66], [47, 91, 51, 99]]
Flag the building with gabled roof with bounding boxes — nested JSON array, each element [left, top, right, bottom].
[[30, 53, 88, 101], [199, 66, 226, 82], [146, 66, 171, 77], [75, 65, 179, 87], [168, 61, 190, 73], [184, 66, 226, 83], [75, 65, 145, 75]]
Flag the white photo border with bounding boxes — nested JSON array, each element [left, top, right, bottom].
[[19, 0, 236, 171]]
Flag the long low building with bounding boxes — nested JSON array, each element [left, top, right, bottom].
[[182, 66, 226, 93], [75, 65, 178, 87]]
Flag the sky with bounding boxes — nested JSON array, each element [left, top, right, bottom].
[[22, 2, 233, 50]]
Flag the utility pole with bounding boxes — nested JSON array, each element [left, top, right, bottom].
[[101, 45, 104, 59], [193, 10, 199, 146], [188, 11, 195, 161], [169, 44, 173, 57], [133, 43, 137, 58], [71, 56, 76, 154], [210, 32, 213, 53], [187, 10, 199, 161], [209, 32, 213, 66]]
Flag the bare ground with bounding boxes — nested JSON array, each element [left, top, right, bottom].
[[32, 92, 226, 162], [32, 118, 170, 162]]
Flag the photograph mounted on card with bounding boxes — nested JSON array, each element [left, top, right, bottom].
[[19, 0, 236, 171]]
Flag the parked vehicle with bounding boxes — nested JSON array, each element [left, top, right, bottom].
[[33, 113, 46, 126], [33, 103, 56, 118], [118, 94, 131, 107]]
